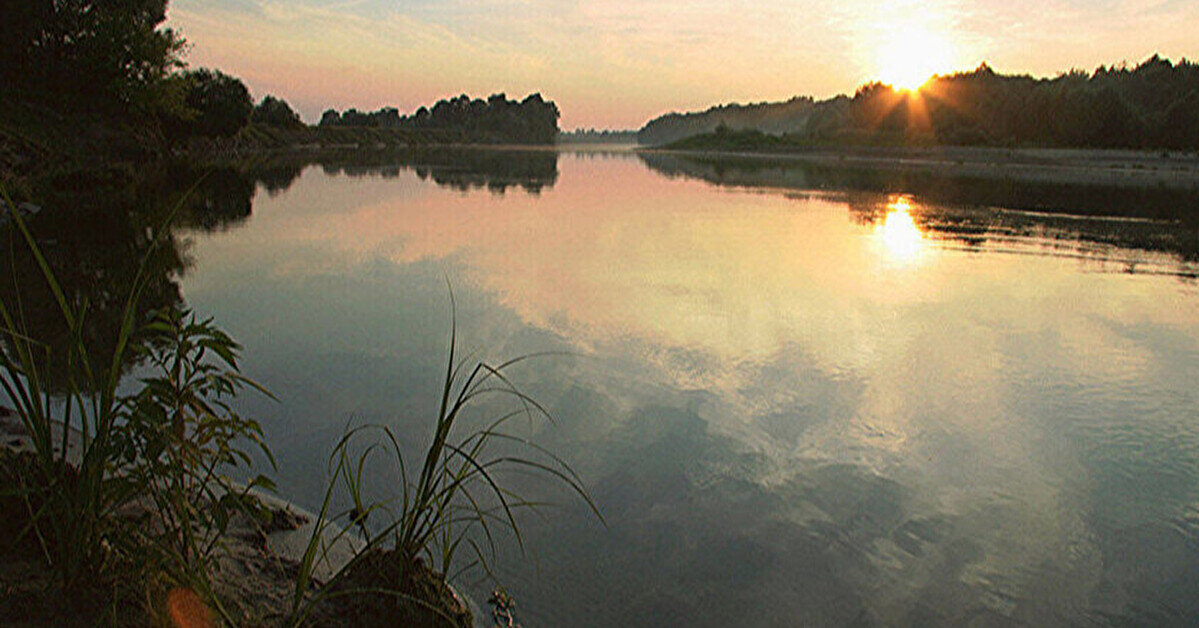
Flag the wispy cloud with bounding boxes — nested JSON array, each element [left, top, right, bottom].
[[170, 0, 1199, 128]]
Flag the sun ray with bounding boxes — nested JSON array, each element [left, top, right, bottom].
[[875, 22, 956, 92]]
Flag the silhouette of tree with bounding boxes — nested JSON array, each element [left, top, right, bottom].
[[319, 109, 342, 127], [316, 93, 560, 144], [0, 0, 186, 108], [638, 96, 816, 145], [639, 55, 1199, 150], [179, 69, 253, 137], [252, 95, 305, 128]]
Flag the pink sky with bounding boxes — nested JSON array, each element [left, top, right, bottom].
[[169, 0, 1199, 129]]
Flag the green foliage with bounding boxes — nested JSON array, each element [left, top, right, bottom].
[[0, 186, 274, 620], [0, 187, 155, 592], [117, 308, 276, 592]]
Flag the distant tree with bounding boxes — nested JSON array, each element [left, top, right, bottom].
[[319, 109, 342, 126], [317, 93, 560, 143], [375, 107, 401, 127], [637, 96, 816, 145], [1164, 90, 1199, 149], [412, 106, 430, 128], [516, 93, 560, 144], [252, 95, 305, 128], [340, 109, 370, 126], [182, 69, 253, 137]]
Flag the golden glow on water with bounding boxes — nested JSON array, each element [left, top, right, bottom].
[[878, 196, 926, 263], [191, 154, 1197, 381], [181, 151, 1199, 626]]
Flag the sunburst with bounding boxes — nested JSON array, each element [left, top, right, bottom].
[[876, 24, 955, 91]]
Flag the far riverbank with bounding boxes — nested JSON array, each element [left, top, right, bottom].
[[638, 143, 1199, 190]]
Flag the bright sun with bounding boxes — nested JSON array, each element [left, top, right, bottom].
[[876, 25, 955, 91]]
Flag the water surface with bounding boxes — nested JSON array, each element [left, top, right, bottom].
[[27, 148, 1199, 625]]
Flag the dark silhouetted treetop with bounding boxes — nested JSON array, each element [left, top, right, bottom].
[[252, 95, 305, 128], [176, 69, 254, 138], [855, 55, 1199, 148], [319, 93, 560, 144], [638, 96, 816, 145], [0, 0, 186, 108], [640, 55, 1199, 150]]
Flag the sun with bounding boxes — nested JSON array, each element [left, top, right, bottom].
[[876, 25, 955, 91]]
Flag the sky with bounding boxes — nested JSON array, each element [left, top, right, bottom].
[[169, 0, 1199, 129]]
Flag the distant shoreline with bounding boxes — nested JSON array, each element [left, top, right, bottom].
[[634, 144, 1199, 190]]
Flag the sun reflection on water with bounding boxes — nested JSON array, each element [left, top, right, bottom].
[[878, 196, 926, 263]]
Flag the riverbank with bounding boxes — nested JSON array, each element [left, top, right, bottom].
[[0, 105, 452, 187], [0, 94, 526, 187], [0, 410, 483, 626], [640, 143, 1199, 190]]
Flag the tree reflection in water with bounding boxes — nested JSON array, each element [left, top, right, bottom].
[[0, 148, 562, 389]]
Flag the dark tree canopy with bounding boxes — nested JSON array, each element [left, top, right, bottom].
[[640, 55, 1199, 151], [252, 95, 305, 128], [0, 0, 185, 107], [638, 97, 816, 145], [842, 56, 1199, 148], [319, 93, 560, 144], [180, 69, 254, 138], [320, 109, 342, 127]]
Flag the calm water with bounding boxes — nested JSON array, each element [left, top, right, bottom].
[[25, 148, 1199, 625]]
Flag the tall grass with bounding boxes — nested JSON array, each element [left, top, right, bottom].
[[0, 187, 153, 591], [1, 183, 600, 624], [289, 295, 601, 626], [0, 186, 274, 620]]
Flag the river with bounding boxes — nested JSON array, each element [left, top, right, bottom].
[[13, 146, 1199, 625]]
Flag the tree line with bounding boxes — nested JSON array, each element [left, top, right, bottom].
[[0, 1, 304, 144], [318, 93, 561, 145], [637, 97, 816, 146], [0, 2, 560, 161], [836, 56, 1199, 149], [640, 55, 1199, 150], [558, 129, 639, 144]]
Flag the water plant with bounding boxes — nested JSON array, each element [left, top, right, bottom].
[[1, 184, 599, 624], [0, 187, 153, 593], [0, 187, 273, 621], [288, 297, 601, 626], [118, 307, 277, 608]]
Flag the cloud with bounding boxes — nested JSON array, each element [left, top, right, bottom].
[[169, 0, 1199, 128]]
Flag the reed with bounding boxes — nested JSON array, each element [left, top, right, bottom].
[[0, 185, 274, 621], [289, 293, 601, 626]]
